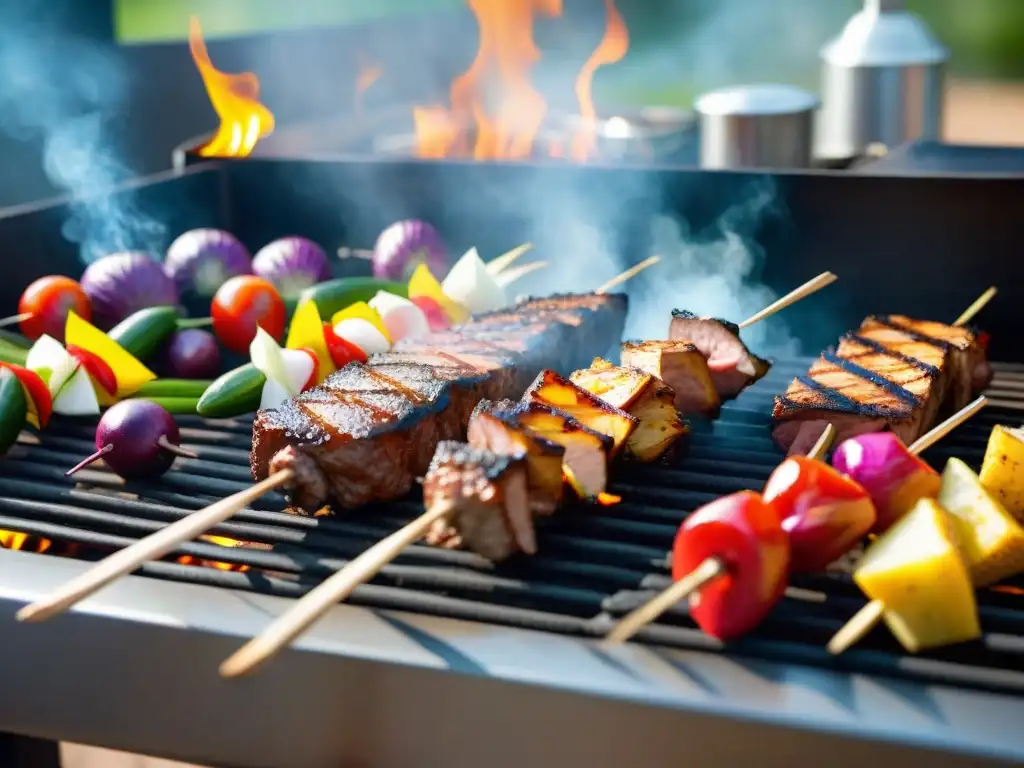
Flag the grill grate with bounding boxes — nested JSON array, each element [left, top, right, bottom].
[[2, 358, 1023, 694]]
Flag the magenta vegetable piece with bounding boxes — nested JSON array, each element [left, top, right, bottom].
[[65, 400, 197, 481], [252, 237, 331, 301], [158, 328, 222, 379], [80, 252, 180, 329], [165, 228, 252, 297], [373, 219, 447, 280], [831, 432, 942, 534]]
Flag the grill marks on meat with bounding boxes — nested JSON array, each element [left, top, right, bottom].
[[252, 292, 627, 512], [772, 314, 990, 455]]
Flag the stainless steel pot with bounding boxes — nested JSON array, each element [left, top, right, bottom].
[[694, 84, 819, 170], [817, 0, 948, 162]]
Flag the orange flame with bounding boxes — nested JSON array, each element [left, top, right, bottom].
[[189, 17, 275, 158], [570, 0, 629, 161], [414, 0, 564, 160], [355, 55, 383, 113], [413, 0, 627, 162], [596, 492, 621, 506], [0, 530, 53, 554], [177, 534, 251, 572]]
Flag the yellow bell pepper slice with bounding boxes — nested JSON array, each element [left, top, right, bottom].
[[330, 302, 392, 343], [64, 311, 156, 397], [407, 264, 469, 324], [286, 299, 334, 384]]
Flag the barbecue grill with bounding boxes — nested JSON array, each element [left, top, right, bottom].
[[1, 159, 1024, 768]]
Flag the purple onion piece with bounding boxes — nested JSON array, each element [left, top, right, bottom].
[[372, 219, 447, 280], [252, 237, 332, 302], [157, 328, 222, 379], [165, 228, 252, 297], [80, 252, 180, 330]]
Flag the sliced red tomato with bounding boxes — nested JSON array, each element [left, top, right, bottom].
[[66, 345, 118, 397], [297, 347, 319, 392], [212, 276, 287, 355], [0, 362, 52, 428], [323, 322, 368, 366], [18, 276, 91, 342]]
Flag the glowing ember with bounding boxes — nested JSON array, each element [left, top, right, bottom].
[[570, 0, 629, 161], [177, 534, 250, 572], [413, 0, 627, 162], [189, 17, 275, 158], [0, 530, 53, 554], [597, 492, 621, 506]]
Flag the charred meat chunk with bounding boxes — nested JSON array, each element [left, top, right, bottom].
[[669, 310, 771, 399]]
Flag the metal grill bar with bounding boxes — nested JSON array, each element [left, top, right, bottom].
[[1, 359, 1022, 696]]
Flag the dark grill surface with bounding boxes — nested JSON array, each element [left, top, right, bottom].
[[2, 358, 1023, 695]]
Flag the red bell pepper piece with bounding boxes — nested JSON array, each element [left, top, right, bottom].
[[671, 490, 790, 641], [763, 455, 877, 572], [322, 322, 368, 366], [66, 344, 118, 398], [0, 362, 52, 429]]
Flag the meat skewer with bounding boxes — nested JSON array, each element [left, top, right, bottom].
[[15, 261, 659, 626], [772, 288, 996, 456], [215, 279, 841, 677], [602, 424, 836, 645]]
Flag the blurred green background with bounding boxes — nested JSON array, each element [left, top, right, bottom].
[[116, 0, 1024, 81]]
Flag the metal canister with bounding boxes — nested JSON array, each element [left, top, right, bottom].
[[817, 0, 948, 162], [694, 84, 819, 170]]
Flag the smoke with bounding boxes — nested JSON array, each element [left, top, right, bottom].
[[623, 178, 802, 359], [0, 4, 166, 263]]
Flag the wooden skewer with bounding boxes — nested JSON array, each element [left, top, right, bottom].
[[485, 243, 534, 276], [738, 272, 838, 329], [953, 286, 997, 327], [494, 261, 549, 288], [219, 499, 456, 678], [594, 256, 661, 295], [15, 469, 294, 623], [603, 423, 838, 646], [826, 395, 989, 655], [0, 312, 32, 330]]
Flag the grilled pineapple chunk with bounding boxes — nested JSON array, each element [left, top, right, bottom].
[[515, 402, 612, 499], [523, 370, 637, 456], [620, 340, 720, 417], [938, 456, 1024, 586], [467, 407, 564, 514], [571, 358, 689, 462], [979, 425, 1024, 523]]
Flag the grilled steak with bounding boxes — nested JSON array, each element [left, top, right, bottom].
[[669, 310, 771, 399], [771, 311, 991, 455], [252, 292, 627, 512], [422, 441, 534, 562]]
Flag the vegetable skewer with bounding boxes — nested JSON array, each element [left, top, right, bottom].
[[215, 279, 835, 677], [13, 260, 661, 628], [602, 424, 835, 645], [826, 397, 990, 655]]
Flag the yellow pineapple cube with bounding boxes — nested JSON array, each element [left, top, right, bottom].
[[854, 498, 980, 653], [979, 425, 1024, 523]]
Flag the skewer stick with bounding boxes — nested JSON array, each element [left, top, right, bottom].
[[953, 287, 997, 327], [738, 272, 838, 329], [826, 395, 989, 655], [494, 261, 549, 288], [219, 499, 457, 678], [603, 423, 837, 647], [0, 313, 31, 330], [15, 469, 294, 624], [595, 256, 661, 295], [486, 243, 534, 276]]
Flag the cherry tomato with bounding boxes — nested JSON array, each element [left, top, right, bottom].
[[831, 433, 939, 534], [211, 276, 286, 355], [18, 276, 91, 342], [672, 490, 790, 641], [323, 322, 368, 366], [763, 456, 876, 572], [410, 296, 450, 331], [295, 347, 320, 392], [66, 345, 118, 398], [0, 362, 52, 428]]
